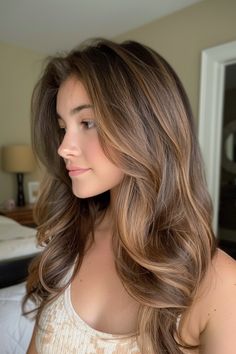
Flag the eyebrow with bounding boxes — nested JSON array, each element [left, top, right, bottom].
[[57, 104, 94, 119]]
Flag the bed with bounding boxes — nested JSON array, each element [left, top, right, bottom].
[[0, 216, 40, 353], [0, 215, 39, 260], [0, 282, 35, 354], [0, 215, 40, 288]]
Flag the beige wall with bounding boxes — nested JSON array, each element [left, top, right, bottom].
[[114, 0, 236, 121], [0, 41, 44, 204], [1, 0, 236, 204]]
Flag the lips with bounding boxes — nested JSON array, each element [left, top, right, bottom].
[[67, 166, 91, 177]]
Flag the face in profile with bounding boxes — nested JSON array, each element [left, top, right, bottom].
[[57, 76, 124, 199]]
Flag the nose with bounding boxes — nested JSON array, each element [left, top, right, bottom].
[[57, 131, 82, 160]]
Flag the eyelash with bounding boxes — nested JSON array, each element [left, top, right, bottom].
[[58, 120, 96, 133], [59, 126, 66, 133], [81, 120, 96, 129]]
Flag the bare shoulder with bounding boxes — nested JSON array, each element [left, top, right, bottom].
[[208, 248, 236, 307], [212, 248, 236, 277], [198, 249, 236, 353], [180, 249, 236, 353]]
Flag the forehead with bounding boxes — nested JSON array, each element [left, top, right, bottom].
[[56, 76, 92, 114]]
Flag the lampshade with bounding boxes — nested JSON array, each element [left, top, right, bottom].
[[2, 144, 35, 173]]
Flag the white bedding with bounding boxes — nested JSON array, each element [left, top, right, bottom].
[[0, 282, 35, 354], [0, 216, 40, 260]]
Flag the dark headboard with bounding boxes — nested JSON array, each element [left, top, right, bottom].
[[0, 254, 36, 288]]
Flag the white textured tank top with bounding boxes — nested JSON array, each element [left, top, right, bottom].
[[35, 284, 141, 353]]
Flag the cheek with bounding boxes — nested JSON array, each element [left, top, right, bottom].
[[86, 137, 123, 181], [100, 158, 124, 187], [89, 140, 102, 156], [86, 138, 109, 164]]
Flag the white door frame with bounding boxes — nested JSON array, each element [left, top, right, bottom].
[[198, 40, 236, 235]]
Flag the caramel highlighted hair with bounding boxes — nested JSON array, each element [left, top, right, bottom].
[[24, 39, 216, 353]]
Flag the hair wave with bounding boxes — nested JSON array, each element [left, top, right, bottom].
[[23, 38, 216, 353]]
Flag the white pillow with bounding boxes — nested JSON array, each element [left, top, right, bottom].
[[0, 216, 18, 225], [0, 282, 36, 354]]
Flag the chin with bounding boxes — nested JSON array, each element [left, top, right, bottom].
[[72, 187, 106, 199]]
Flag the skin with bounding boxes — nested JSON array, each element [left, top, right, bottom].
[[27, 76, 236, 354], [57, 76, 124, 200]]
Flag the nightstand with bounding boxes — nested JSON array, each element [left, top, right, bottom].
[[0, 204, 36, 227]]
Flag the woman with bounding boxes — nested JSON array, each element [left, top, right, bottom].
[[25, 39, 236, 353]]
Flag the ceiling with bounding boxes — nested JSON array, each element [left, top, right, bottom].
[[0, 0, 201, 54]]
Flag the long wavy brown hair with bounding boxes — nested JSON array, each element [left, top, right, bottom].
[[23, 38, 216, 353]]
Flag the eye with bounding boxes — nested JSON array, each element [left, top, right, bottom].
[[59, 126, 66, 133], [57, 118, 66, 133], [58, 124, 67, 137], [82, 120, 96, 129]]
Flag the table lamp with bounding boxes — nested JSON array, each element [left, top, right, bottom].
[[2, 144, 35, 206]]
